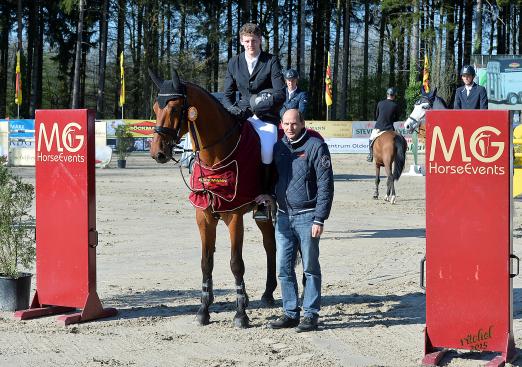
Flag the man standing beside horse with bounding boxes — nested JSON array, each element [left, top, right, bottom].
[[367, 87, 401, 162], [256, 108, 334, 332]]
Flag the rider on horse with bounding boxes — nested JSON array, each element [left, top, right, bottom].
[[222, 23, 285, 221], [367, 87, 401, 162]]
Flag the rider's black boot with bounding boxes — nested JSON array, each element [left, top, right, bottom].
[[367, 139, 373, 162], [253, 163, 272, 222]]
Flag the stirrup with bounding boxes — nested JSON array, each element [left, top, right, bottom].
[[366, 154, 373, 162], [253, 204, 270, 222]]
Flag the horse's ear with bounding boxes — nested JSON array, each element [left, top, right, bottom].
[[148, 69, 163, 89], [431, 87, 437, 97], [421, 85, 428, 96]]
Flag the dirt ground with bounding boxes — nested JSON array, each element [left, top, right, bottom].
[[2, 153, 522, 367]]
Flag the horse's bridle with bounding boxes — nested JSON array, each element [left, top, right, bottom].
[[154, 91, 189, 145], [407, 97, 433, 133]]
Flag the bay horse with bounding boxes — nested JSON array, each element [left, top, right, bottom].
[[404, 88, 448, 139], [149, 70, 276, 328], [372, 130, 407, 203]]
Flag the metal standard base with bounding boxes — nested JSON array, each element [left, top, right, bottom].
[[423, 330, 517, 367], [14, 290, 117, 325]]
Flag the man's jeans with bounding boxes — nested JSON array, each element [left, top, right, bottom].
[[275, 211, 321, 319]]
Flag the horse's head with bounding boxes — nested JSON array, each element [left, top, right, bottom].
[[404, 87, 439, 134], [149, 69, 189, 163]]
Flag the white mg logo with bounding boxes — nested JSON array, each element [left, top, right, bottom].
[[37, 122, 84, 153], [429, 126, 504, 163]]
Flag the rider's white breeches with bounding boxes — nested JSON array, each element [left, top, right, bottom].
[[248, 115, 277, 164], [369, 128, 381, 141]]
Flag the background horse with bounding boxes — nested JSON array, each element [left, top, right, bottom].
[[404, 88, 448, 139], [372, 131, 407, 204], [149, 69, 276, 328]]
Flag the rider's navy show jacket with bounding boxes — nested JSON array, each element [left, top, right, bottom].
[[279, 88, 308, 118], [222, 51, 286, 124], [272, 130, 334, 225], [453, 83, 488, 109]]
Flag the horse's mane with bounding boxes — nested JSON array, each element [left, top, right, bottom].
[[183, 81, 232, 116]]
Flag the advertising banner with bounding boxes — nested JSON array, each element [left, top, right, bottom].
[[306, 121, 352, 138], [35, 109, 95, 308], [425, 110, 512, 355]]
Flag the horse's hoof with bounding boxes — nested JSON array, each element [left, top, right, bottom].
[[373, 195, 378, 200], [196, 309, 210, 326], [261, 293, 275, 306], [384, 196, 389, 201], [233, 313, 249, 328], [390, 196, 396, 204]]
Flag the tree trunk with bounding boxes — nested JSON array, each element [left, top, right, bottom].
[[96, 0, 109, 118], [339, 0, 350, 120], [361, 1, 369, 120], [30, 1, 43, 117], [297, 0, 305, 77], [473, 0, 482, 55], [273, 0, 279, 56], [456, 0, 463, 72], [0, 4, 11, 117], [114, 0, 125, 118], [227, 0, 233, 61], [71, 0, 84, 109], [309, 0, 318, 118], [180, 2, 186, 52], [331, 0, 342, 119], [463, 0, 472, 65], [133, 1, 143, 118], [376, 10, 386, 100], [287, 0, 293, 68]]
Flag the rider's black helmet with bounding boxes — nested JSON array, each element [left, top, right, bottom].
[[386, 87, 398, 96], [460, 65, 476, 77], [284, 69, 299, 80]]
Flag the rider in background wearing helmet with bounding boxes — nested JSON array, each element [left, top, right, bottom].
[[454, 65, 488, 109], [367, 87, 400, 162], [279, 69, 308, 118]]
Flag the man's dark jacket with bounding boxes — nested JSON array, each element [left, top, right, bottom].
[[272, 130, 334, 225], [454, 83, 488, 109], [223, 51, 285, 123], [374, 99, 400, 131], [279, 88, 308, 118]]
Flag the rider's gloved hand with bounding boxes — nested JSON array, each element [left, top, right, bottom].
[[227, 105, 252, 120]]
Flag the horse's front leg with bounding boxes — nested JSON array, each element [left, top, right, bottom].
[[373, 165, 380, 199], [195, 209, 218, 326], [223, 213, 249, 328], [256, 219, 277, 306]]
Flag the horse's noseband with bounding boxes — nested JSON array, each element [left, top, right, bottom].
[[155, 94, 188, 144]]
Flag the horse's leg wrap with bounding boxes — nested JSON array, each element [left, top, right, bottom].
[[197, 279, 213, 326], [201, 279, 214, 306], [235, 281, 249, 310], [233, 281, 249, 328]]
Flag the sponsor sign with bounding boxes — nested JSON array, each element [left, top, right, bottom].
[[35, 109, 95, 307], [325, 138, 367, 153], [306, 120, 352, 138], [8, 119, 35, 147], [425, 110, 512, 354], [105, 119, 155, 138], [0, 121, 7, 157]]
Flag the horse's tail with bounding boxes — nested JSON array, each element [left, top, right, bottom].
[[393, 134, 407, 181]]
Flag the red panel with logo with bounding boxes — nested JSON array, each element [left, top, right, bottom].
[[34, 109, 95, 307], [424, 110, 515, 363]]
